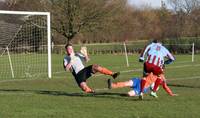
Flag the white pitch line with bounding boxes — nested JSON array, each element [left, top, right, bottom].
[[93, 63, 200, 77], [0, 63, 200, 83], [52, 61, 196, 75]]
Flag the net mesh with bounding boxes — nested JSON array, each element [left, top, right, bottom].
[[0, 14, 48, 79]]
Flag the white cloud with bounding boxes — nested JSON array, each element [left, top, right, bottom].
[[128, 0, 164, 8]]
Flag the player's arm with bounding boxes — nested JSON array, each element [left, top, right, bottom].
[[139, 44, 151, 62], [63, 58, 72, 71], [162, 81, 178, 96], [164, 47, 175, 65]]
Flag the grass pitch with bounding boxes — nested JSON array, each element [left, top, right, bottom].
[[0, 54, 200, 118]]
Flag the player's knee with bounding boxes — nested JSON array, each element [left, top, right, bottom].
[[127, 80, 134, 86], [128, 90, 136, 97], [92, 64, 99, 73], [92, 64, 99, 69]]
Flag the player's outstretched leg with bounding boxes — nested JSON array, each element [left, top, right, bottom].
[[92, 64, 120, 79], [107, 79, 133, 89], [80, 82, 94, 93]]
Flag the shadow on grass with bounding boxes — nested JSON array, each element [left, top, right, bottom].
[[0, 88, 152, 101]]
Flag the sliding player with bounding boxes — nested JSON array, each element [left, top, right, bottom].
[[139, 39, 175, 99], [107, 73, 177, 97], [63, 43, 120, 93]]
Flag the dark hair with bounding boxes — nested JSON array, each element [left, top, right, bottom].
[[65, 43, 72, 49], [152, 39, 158, 43]]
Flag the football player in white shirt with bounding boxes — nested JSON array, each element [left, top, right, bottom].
[[63, 43, 120, 93], [139, 39, 176, 99]]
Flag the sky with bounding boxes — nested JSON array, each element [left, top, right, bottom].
[[128, 0, 169, 8]]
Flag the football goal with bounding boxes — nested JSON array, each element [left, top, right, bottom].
[[0, 10, 51, 79]]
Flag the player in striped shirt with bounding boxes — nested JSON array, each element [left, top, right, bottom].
[[139, 39, 175, 99], [63, 43, 120, 93]]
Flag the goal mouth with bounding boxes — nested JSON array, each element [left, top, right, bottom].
[[0, 10, 51, 79]]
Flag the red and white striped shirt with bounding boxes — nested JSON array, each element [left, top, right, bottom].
[[140, 43, 175, 67]]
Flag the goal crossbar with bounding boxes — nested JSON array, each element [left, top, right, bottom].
[[0, 10, 50, 16]]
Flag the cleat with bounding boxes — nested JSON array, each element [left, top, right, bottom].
[[112, 72, 120, 79], [150, 91, 158, 98], [107, 79, 112, 89], [139, 93, 144, 100]]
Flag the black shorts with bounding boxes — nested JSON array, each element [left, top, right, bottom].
[[73, 65, 93, 86]]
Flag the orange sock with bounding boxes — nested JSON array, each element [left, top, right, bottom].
[[112, 82, 127, 88], [97, 67, 113, 75]]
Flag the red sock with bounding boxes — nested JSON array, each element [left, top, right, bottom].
[[153, 78, 162, 92], [140, 79, 146, 93]]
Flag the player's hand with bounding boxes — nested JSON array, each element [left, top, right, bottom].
[[162, 64, 165, 69], [80, 46, 90, 62], [66, 63, 72, 71], [80, 47, 88, 56], [164, 59, 173, 65], [171, 93, 178, 96]]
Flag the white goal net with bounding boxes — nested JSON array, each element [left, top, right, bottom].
[[0, 10, 51, 79]]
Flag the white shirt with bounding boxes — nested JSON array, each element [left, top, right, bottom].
[[140, 43, 175, 67], [63, 53, 86, 74]]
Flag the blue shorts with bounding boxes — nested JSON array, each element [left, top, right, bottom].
[[131, 78, 150, 95]]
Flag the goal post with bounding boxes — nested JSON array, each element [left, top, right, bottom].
[[123, 41, 129, 67], [192, 42, 195, 62], [0, 10, 51, 79], [163, 43, 195, 62]]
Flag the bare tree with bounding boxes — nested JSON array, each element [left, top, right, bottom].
[[168, 0, 200, 37], [47, 0, 126, 43]]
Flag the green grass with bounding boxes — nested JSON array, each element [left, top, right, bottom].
[[0, 54, 200, 118], [0, 53, 48, 79]]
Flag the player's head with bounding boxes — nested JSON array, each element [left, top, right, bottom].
[[152, 34, 162, 44], [151, 37, 162, 45], [65, 43, 74, 55], [152, 39, 158, 43]]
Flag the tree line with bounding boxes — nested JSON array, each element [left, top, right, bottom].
[[0, 0, 200, 45]]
